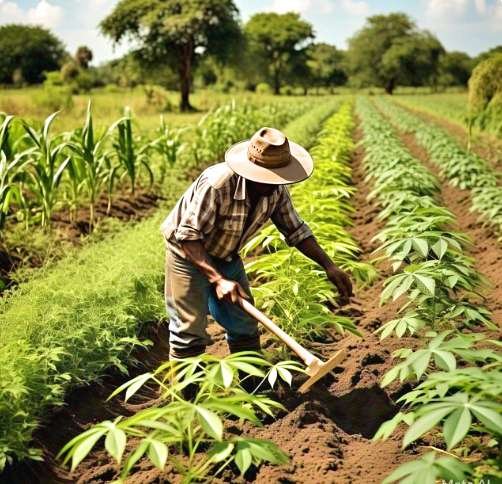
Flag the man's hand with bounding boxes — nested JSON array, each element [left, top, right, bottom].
[[214, 278, 249, 303], [325, 264, 353, 306]]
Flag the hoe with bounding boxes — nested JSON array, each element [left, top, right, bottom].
[[237, 297, 347, 393]]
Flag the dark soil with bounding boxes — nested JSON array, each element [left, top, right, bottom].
[[0, 189, 163, 291], [3, 119, 500, 483]]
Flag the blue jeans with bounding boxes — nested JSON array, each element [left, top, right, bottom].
[[164, 247, 259, 357]]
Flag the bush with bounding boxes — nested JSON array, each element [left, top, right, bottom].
[[256, 82, 272, 94], [468, 53, 502, 136], [143, 84, 173, 112], [33, 85, 73, 111]]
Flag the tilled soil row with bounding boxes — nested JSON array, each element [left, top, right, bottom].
[[1, 122, 422, 484]]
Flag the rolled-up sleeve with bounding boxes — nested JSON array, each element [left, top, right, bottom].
[[174, 178, 218, 242], [271, 187, 313, 247]]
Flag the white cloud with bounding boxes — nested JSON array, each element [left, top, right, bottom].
[[0, 0, 63, 28], [340, 0, 370, 16], [425, 0, 469, 17], [267, 0, 336, 14], [27, 0, 63, 28], [268, 0, 313, 14]]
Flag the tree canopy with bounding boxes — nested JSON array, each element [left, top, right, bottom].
[[307, 42, 347, 90], [245, 12, 314, 94], [438, 51, 473, 87], [346, 13, 444, 94], [0, 24, 66, 85], [101, 0, 241, 110]]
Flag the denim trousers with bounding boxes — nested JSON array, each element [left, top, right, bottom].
[[164, 247, 259, 358]]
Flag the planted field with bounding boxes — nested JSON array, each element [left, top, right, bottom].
[[0, 94, 501, 484]]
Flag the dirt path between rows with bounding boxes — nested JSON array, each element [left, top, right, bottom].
[[395, 102, 501, 171], [377, 104, 502, 326], [1, 125, 428, 484]]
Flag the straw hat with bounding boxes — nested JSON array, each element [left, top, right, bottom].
[[225, 127, 313, 185]]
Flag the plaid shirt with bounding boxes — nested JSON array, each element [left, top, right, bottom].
[[161, 163, 313, 260]]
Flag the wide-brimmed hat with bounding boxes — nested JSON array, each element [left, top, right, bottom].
[[225, 127, 313, 185]]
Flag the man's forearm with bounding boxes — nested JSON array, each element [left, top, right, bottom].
[[295, 236, 333, 269], [179, 240, 222, 283]]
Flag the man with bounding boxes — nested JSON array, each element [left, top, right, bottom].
[[161, 126, 353, 360]]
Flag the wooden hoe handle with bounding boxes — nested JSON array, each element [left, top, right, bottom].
[[237, 297, 319, 367]]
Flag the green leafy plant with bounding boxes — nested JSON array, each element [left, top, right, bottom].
[[20, 111, 70, 228], [113, 108, 154, 195], [59, 352, 303, 482]]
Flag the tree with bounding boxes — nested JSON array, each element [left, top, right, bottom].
[[101, 0, 241, 111], [245, 12, 314, 95], [307, 42, 347, 92], [75, 46, 93, 69], [346, 13, 444, 94], [437, 51, 473, 87], [0, 24, 66, 84]]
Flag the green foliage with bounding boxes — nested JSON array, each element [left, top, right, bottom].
[[113, 109, 153, 195], [346, 13, 444, 94], [20, 112, 71, 227], [306, 42, 347, 89], [244, 102, 376, 344], [59, 352, 300, 481], [245, 12, 314, 94], [357, 97, 501, 479], [101, 0, 242, 110], [468, 53, 502, 136], [437, 51, 474, 87], [382, 451, 472, 484], [0, 24, 66, 84], [376, 97, 502, 238]]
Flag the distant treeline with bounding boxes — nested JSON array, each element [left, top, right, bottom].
[[0, 1, 501, 110]]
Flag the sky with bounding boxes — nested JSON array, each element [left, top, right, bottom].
[[0, 0, 501, 64]]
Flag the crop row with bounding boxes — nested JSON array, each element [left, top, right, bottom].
[[0, 102, 338, 472], [375, 97, 502, 240], [243, 101, 376, 345], [0, 100, 310, 230], [55, 101, 369, 481], [357, 98, 501, 483]]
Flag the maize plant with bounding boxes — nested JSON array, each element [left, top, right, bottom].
[[59, 352, 303, 482], [357, 97, 501, 482], [20, 112, 71, 228], [68, 101, 119, 226], [150, 116, 186, 185], [113, 109, 154, 195]]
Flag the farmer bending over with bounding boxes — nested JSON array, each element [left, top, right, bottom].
[[161, 127, 353, 361]]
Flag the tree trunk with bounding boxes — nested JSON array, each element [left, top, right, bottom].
[[179, 43, 194, 112], [385, 78, 395, 95], [273, 65, 281, 95]]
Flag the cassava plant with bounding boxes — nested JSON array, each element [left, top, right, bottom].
[[59, 352, 303, 482]]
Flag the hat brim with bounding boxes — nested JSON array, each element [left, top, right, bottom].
[[225, 139, 314, 185]]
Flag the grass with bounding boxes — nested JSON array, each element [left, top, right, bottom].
[[0, 86, 334, 132]]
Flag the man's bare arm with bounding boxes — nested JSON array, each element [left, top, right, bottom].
[[295, 236, 353, 305], [179, 240, 249, 303]]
